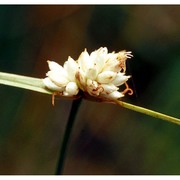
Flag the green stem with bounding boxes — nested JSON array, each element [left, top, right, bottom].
[[115, 100, 180, 125], [0, 72, 52, 94], [55, 98, 82, 175], [0, 72, 179, 125]]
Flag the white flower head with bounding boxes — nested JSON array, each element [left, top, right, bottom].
[[76, 47, 133, 101], [43, 47, 133, 104]]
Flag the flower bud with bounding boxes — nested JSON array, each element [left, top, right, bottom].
[[65, 82, 79, 96], [97, 71, 117, 84]]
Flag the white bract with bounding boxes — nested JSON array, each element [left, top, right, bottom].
[[43, 47, 133, 101], [43, 59, 79, 97]]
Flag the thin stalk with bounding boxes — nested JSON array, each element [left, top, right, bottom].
[[115, 100, 180, 125], [0, 72, 179, 125], [55, 98, 82, 175]]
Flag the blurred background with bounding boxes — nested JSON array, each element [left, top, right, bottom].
[[0, 5, 180, 175]]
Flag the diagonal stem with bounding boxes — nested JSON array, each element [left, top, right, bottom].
[[55, 98, 82, 175], [1, 72, 179, 125], [115, 100, 180, 125]]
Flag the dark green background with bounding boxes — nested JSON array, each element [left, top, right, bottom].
[[0, 5, 179, 174]]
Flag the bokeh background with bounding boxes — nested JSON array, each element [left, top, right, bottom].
[[0, 5, 180, 175]]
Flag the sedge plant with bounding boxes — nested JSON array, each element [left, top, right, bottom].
[[0, 47, 179, 174]]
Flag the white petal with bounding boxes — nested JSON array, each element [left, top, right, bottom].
[[98, 47, 108, 54], [47, 71, 69, 87], [97, 71, 117, 84], [48, 61, 63, 71], [90, 47, 107, 73], [100, 84, 118, 94], [43, 77, 64, 91], [104, 91, 124, 100], [75, 70, 87, 91], [65, 82, 79, 96], [89, 50, 98, 64], [86, 67, 98, 80], [63, 56, 78, 81], [77, 49, 90, 72], [112, 73, 130, 86], [47, 61, 68, 79], [102, 55, 119, 72]]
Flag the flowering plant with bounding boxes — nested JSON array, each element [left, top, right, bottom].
[[0, 47, 179, 175], [43, 47, 133, 104], [0, 47, 179, 124]]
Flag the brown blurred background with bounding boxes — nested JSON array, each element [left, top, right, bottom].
[[0, 5, 180, 174]]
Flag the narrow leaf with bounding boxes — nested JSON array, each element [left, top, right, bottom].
[[1, 72, 179, 125], [0, 72, 52, 94]]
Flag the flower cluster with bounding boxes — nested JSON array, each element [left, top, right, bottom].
[[43, 47, 133, 103]]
